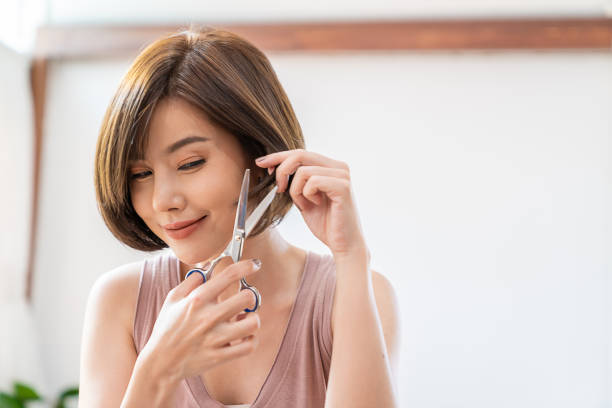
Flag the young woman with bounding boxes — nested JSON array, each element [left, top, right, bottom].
[[80, 28, 399, 407]]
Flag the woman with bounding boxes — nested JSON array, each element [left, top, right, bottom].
[[80, 27, 399, 407]]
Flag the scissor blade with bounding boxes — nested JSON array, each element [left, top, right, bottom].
[[234, 169, 249, 232], [245, 185, 278, 237], [227, 169, 249, 262]]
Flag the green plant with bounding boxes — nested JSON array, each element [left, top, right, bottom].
[[0, 382, 78, 408]]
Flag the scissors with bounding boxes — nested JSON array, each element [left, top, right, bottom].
[[185, 168, 278, 313]]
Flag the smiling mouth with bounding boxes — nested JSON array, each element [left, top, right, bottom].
[[163, 216, 207, 239], [164, 216, 206, 230]]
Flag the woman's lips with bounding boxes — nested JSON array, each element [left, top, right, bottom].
[[163, 216, 206, 240]]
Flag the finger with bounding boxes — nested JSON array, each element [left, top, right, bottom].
[[187, 258, 261, 304], [255, 150, 347, 192], [210, 312, 261, 347], [259, 150, 348, 170], [214, 335, 258, 361], [303, 175, 352, 205], [168, 269, 208, 300], [275, 152, 347, 193], [257, 149, 336, 167], [207, 257, 240, 300], [289, 166, 349, 210], [210, 288, 259, 324]]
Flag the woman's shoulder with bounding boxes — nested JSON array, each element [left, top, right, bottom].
[[305, 250, 336, 275], [87, 260, 145, 336], [94, 260, 144, 288], [90, 251, 175, 302], [80, 260, 146, 405]]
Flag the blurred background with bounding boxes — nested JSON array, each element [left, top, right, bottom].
[[1, 1, 612, 407]]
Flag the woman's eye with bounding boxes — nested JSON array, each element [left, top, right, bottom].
[[179, 159, 205, 170], [130, 170, 152, 180]]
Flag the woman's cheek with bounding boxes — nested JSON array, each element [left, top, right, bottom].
[[130, 186, 153, 224]]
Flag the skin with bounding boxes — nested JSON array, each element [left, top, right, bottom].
[[79, 96, 400, 407]]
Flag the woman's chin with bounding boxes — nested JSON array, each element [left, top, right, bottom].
[[171, 243, 220, 266]]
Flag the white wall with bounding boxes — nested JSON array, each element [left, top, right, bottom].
[[44, 0, 612, 24], [0, 43, 47, 395], [0, 0, 46, 53], [31, 50, 612, 407]]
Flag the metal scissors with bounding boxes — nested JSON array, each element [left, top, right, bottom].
[[185, 168, 278, 313]]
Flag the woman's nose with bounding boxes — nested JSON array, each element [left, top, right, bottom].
[[152, 179, 186, 212]]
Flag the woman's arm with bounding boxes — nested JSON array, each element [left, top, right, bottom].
[[79, 263, 180, 407], [370, 270, 401, 384], [79, 259, 263, 407], [255, 149, 400, 407], [326, 251, 400, 408]]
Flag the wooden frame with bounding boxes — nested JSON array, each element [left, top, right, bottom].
[[33, 18, 612, 58], [25, 17, 612, 300]]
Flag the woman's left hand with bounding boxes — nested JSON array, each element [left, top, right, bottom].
[[255, 149, 368, 259]]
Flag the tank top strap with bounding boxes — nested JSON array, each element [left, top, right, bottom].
[[312, 252, 336, 368], [289, 251, 336, 364], [255, 251, 337, 406], [133, 251, 180, 353]]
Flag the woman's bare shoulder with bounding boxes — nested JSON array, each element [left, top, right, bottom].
[[80, 261, 144, 406], [87, 261, 144, 334]]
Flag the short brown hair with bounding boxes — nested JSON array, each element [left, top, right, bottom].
[[95, 27, 305, 251]]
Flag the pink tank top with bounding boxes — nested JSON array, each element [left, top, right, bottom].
[[133, 250, 337, 407]]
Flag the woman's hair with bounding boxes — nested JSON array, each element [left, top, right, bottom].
[[95, 27, 305, 251]]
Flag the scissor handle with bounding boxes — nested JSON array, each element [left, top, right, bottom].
[[185, 256, 222, 283], [240, 278, 261, 313], [185, 268, 207, 283], [184, 258, 262, 313]]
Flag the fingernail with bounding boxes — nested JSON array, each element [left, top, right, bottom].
[[251, 258, 262, 269], [256, 156, 267, 163], [267, 167, 273, 175]]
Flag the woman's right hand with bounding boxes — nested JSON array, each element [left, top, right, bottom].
[[137, 258, 262, 382]]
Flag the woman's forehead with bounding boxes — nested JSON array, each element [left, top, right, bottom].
[[148, 98, 218, 143]]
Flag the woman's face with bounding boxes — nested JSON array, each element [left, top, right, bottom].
[[129, 97, 253, 265]]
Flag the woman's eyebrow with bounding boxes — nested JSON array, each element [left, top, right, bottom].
[[165, 135, 210, 155]]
